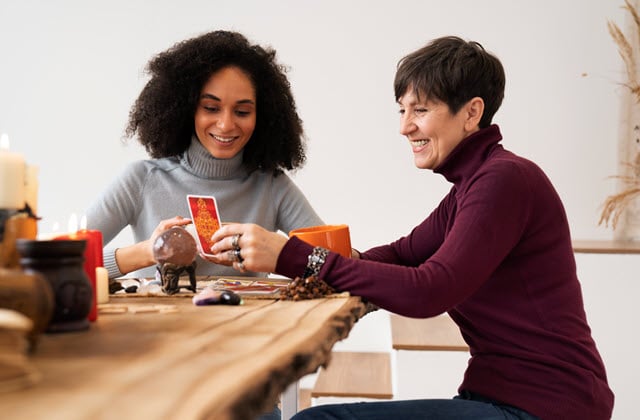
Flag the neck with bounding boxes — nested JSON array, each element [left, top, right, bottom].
[[180, 136, 247, 180]]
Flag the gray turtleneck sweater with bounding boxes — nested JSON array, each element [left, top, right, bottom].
[[86, 138, 323, 279]]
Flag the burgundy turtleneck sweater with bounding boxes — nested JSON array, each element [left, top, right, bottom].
[[276, 125, 614, 419]]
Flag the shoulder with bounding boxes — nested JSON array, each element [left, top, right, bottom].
[[270, 172, 307, 197], [246, 169, 297, 189], [144, 156, 182, 172], [270, 172, 296, 186], [463, 149, 553, 208], [483, 149, 548, 186]]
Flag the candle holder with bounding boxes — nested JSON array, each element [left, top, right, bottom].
[[0, 206, 38, 269], [16, 239, 92, 333], [153, 226, 198, 295], [0, 209, 17, 267], [0, 267, 54, 350]]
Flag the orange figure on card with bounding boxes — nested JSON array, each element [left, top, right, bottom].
[[187, 195, 221, 257]]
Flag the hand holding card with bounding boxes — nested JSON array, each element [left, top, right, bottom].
[[186, 195, 222, 256]]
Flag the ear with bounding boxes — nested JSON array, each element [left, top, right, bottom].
[[464, 97, 484, 131]]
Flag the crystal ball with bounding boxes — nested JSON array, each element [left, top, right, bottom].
[[152, 226, 197, 266]]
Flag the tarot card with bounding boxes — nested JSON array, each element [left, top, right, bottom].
[[208, 278, 291, 297], [187, 195, 222, 256]]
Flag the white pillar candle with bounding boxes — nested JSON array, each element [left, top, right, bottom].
[[96, 266, 109, 304], [0, 134, 26, 209]]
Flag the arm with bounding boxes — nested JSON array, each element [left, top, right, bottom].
[[85, 163, 145, 278], [112, 216, 192, 276], [85, 162, 191, 278], [314, 163, 532, 317], [276, 163, 533, 317]]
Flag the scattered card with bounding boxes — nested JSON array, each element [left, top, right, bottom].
[[205, 278, 291, 298]]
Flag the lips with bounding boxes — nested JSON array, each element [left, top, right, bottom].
[[409, 138, 430, 155], [212, 134, 238, 143], [410, 139, 428, 147]]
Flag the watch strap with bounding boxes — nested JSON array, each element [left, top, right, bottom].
[[302, 246, 329, 279]]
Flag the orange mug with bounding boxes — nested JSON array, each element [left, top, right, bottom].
[[289, 224, 352, 258]]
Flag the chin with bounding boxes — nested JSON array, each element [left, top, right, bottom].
[[414, 159, 432, 170]]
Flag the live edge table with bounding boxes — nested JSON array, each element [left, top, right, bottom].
[[0, 292, 370, 420]]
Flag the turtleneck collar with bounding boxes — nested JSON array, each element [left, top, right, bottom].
[[180, 136, 249, 180], [434, 124, 503, 186]]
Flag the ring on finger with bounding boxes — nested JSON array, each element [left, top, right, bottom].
[[234, 248, 243, 262], [227, 249, 239, 262], [231, 234, 241, 250]]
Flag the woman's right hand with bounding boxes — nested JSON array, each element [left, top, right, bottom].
[[147, 216, 193, 258], [114, 216, 192, 275]]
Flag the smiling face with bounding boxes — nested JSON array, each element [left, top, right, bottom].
[[398, 89, 482, 170], [194, 66, 257, 159]]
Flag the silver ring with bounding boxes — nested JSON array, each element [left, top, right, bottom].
[[231, 234, 241, 250], [227, 249, 241, 262]]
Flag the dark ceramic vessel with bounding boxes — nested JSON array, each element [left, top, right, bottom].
[[16, 239, 92, 333], [0, 267, 54, 350]]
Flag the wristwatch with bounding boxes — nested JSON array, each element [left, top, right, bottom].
[[302, 246, 329, 279]]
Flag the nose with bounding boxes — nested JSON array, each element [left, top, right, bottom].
[[399, 113, 415, 136], [216, 110, 234, 131]]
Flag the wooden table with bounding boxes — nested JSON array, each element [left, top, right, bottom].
[[0, 294, 370, 420]]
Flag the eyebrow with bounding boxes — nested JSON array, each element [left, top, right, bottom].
[[200, 93, 255, 105], [397, 98, 418, 106]]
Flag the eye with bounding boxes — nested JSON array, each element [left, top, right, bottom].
[[398, 108, 406, 115], [202, 105, 219, 113], [235, 110, 252, 117], [414, 107, 428, 115]]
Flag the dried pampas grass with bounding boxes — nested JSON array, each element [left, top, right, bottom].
[[600, 0, 640, 229]]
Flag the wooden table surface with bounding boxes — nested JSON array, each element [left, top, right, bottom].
[[0, 294, 369, 420]]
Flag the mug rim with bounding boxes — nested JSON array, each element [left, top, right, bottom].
[[289, 224, 349, 236]]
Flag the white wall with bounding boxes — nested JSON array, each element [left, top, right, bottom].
[[1, 1, 636, 418]]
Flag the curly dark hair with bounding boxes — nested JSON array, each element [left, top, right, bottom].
[[125, 30, 306, 174], [394, 36, 505, 129]]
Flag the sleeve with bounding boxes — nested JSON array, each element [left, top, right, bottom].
[[280, 162, 533, 318], [272, 174, 324, 234], [276, 189, 453, 289], [84, 161, 150, 279]]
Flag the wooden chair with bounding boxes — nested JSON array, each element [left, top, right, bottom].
[[390, 313, 468, 352], [311, 351, 393, 399], [390, 313, 469, 400]]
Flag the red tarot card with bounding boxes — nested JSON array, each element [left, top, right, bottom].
[[187, 195, 222, 256]]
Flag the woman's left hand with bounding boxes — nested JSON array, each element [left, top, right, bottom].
[[204, 223, 288, 273]]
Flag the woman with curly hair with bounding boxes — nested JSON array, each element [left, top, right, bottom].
[[85, 30, 322, 282]]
